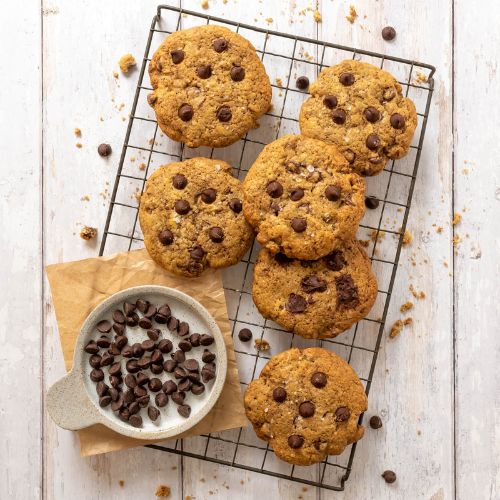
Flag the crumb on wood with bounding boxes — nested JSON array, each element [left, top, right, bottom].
[[200, 478, 206, 483], [171, 465, 177, 470], [118, 480, 125, 487], [139, 162, 146, 171], [346, 5, 358, 24], [81, 195, 90, 202], [370, 229, 386, 242], [130, 156, 136, 162], [74, 127, 81, 137], [359, 239, 370, 247], [275, 77, 283, 88], [185, 496, 192, 500], [201, 0, 209, 8], [389, 318, 412, 339], [453, 234, 461, 246], [409, 284, 426, 300], [119, 53, 137, 74], [313, 9, 322, 22], [265, 17, 273, 24], [402, 229, 413, 246], [452, 212, 462, 225], [80, 226, 97, 241], [415, 71, 429, 84], [436, 226, 443, 234], [76, 142, 82, 148], [155, 485, 171, 498], [404, 317, 413, 326], [113, 71, 119, 79], [255, 339, 270, 352], [240, 480, 245, 485], [462, 167, 469, 175], [400, 301, 414, 313]]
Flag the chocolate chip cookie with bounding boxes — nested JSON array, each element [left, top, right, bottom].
[[242, 135, 365, 260], [139, 158, 253, 277], [299, 60, 417, 176], [252, 240, 377, 338], [244, 347, 368, 465], [148, 25, 272, 148]]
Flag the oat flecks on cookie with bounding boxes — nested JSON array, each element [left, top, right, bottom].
[[252, 240, 378, 339], [147, 25, 272, 148], [244, 347, 368, 466], [299, 60, 417, 176], [139, 157, 253, 278], [243, 135, 365, 260]]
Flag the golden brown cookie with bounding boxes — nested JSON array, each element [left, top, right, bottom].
[[299, 60, 417, 176], [148, 25, 272, 148], [244, 347, 368, 465], [242, 135, 365, 260], [139, 158, 253, 277], [252, 240, 378, 338]]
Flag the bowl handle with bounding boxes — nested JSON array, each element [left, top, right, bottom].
[[46, 371, 101, 430]]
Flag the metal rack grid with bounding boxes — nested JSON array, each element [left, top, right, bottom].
[[99, 4, 435, 491]]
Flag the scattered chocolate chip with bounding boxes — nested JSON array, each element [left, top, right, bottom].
[[148, 406, 160, 422], [390, 113, 405, 129], [286, 293, 307, 313], [126, 313, 139, 327], [163, 360, 177, 373], [266, 181, 283, 198], [89, 354, 101, 368], [332, 108, 347, 124], [178, 404, 191, 418], [190, 246, 205, 261], [289, 188, 304, 201], [191, 383, 205, 395], [109, 362, 122, 376], [187, 371, 201, 382], [136, 372, 149, 386], [136, 299, 149, 313], [112, 310, 125, 324], [382, 470, 397, 484], [109, 387, 120, 401], [311, 371, 327, 388], [128, 401, 140, 415], [123, 302, 136, 316], [172, 349, 186, 363], [141, 339, 155, 351], [99, 395, 112, 407], [119, 408, 130, 422], [137, 395, 150, 408], [202, 349, 216, 363], [364, 106, 381, 123], [325, 185, 341, 202], [172, 173, 188, 189], [133, 385, 148, 398], [296, 76, 309, 90], [184, 359, 199, 371], [178, 103, 194, 121], [108, 343, 121, 356], [196, 64, 212, 79], [230, 65, 245, 82], [189, 333, 201, 347], [299, 401, 315, 418], [138, 317, 152, 330], [201, 188, 217, 203], [272, 387, 287, 403], [137, 356, 152, 370], [97, 143, 112, 157], [157, 229, 174, 246], [151, 349, 163, 364], [370, 415, 383, 429], [96, 336, 111, 348], [229, 198, 242, 213], [335, 407, 351, 422], [163, 380, 178, 395], [90, 369, 104, 382], [208, 226, 224, 243], [96, 320, 112, 333], [365, 196, 380, 209], [177, 322, 189, 337], [126, 359, 140, 374], [323, 95, 338, 109], [115, 336, 128, 350], [301, 275, 327, 293], [129, 414, 142, 428], [157, 339, 173, 354], [109, 375, 122, 388], [238, 328, 252, 342], [151, 363, 163, 375], [201, 364, 216, 383], [167, 317, 179, 332], [110, 395, 124, 412], [146, 378, 162, 392], [171, 391, 186, 405], [291, 217, 307, 233], [155, 392, 168, 407], [174, 199, 191, 215], [216, 106, 232, 122], [288, 435, 305, 449], [145, 305, 157, 319], [200, 334, 214, 346], [147, 329, 160, 342], [382, 26, 396, 41], [96, 381, 109, 397], [335, 274, 360, 308], [178, 340, 192, 352], [178, 378, 192, 392], [100, 352, 114, 367], [170, 49, 185, 64], [113, 323, 125, 335]]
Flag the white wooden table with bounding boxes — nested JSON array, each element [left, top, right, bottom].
[[1, 0, 498, 498]]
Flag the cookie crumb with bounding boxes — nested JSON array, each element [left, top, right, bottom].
[[436, 226, 443, 234], [265, 17, 274, 24], [415, 71, 428, 83], [275, 77, 283, 88], [452, 212, 462, 225], [409, 284, 426, 300], [171, 465, 177, 470], [402, 229, 413, 246], [130, 156, 136, 162], [81, 195, 90, 202], [118, 480, 125, 487], [201, 0, 209, 9], [255, 339, 270, 352], [313, 10, 322, 23], [403, 317, 413, 326], [74, 127, 81, 137], [80, 226, 97, 241], [76, 142, 82, 148], [155, 485, 171, 497], [453, 234, 461, 246], [185, 497, 191, 500], [139, 162, 146, 171], [400, 301, 413, 313], [119, 53, 136, 74], [346, 5, 358, 24]]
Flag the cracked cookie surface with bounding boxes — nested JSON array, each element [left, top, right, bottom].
[[299, 60, 417, 176], [242, 135, 365, 260], [139, 158, 253, 277], [148, 25, 271, 148], [252, 240, 378, 338], [244, 347, 368, 465]]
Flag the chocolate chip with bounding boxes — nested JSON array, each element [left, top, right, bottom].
[[113, 323, 125, 335], [286, 293, 307, 313], [108, 343, 121, 356], [323, 95, 338, 109], [109, 362, 122, 376], [289, 188, 304, 201], [274, 253, 292, 265], [296, 76, 309, 90], [109, 375, 122, 388], [170, 49, 185, 64], [390, 113, 405, 129], [190, 246, 205, 261], [191, 383, 205, 395], [216, 106, 232, 122], [99, 395, 112, 408], [163, 361, 177, 375], [133, 385, 148, 398], [201, 349, 216, 363], [151, 363, 163, 375], [382, 470, 397, 483], [147, 93, 157, 106], [172, 174, 188, 190], [178, 378, 192, 392], [89, 354, 101, 368], [141, 339, 155, 351], [270, 202, 280, 215], [229, 198, 242, 213], [311, 372, 327, 388], [145, 305, 157, 318], [167, 317, 179, 332], [146, 378, 161, 392], [123, 302, 136, 316], [366, 134, 381, 151], [136, 372, 149, 386], [339, 72, 355, 86], [200, 334, 214, 346], [147, 329, 160, 342], [97, 143, 112, 157], [266, 181, 283, 198], [364, 106, 381, 123], [100, 352, 114, 367], [126, 359, 140, 374], [365, 196, 379, 209], [208, 226, 224, 243], [288, 435, 305, 449], [178, 404, 191, 418], [96, 320, 112, 333], [324, 251, 345, 272], [96, 336, 111, 348], [213, 38, 228, 52], [128, 401, 140, 415], [157, 339, 173, 354], [332, 108, 347, 124], [109, 387, 120, 401], [132, 343, 144, 358], [151, 349, 163, 364], [115, 336, 128, 350], [137, 356, 151, 370], [163, 380, 178, 395], [136, 299, 149, 313], [272, 387, 287, 403], [228, 64, 245, 81], [172, 349, 186, 363], [138, 317, 152, 330], [110, 395, 124, 412], [335, 274, 359, 308], [174, 199, 191, 215], [90, 368, 104, 382], [301, 275, 327, 293], [370, 415, 383, 429], [118, 409, 130, 422], [157, 229, 174, 247], [343, 149, 356, 164], [178, 340, 192, 352], [381, 26, 396, 41], [155, 392, 168, 407], [178, 104, 193, 121], [299, 401, 315, 418], [83, 342, 97, 356], [171, 391, 185, 405], [325, 185, 341, 202], [201, 364, 216, 383], [137, 395, 150, 408], [96, 381, 109, 397], [189, 333, 201, 347], [200, 188, 217, 203], [147, 406, 160, 422], [129, 414, 142, 428], [188, 371, 201, 382], [196, 64, 212, 78], [178, 322, 189, 337], [158, 304, 171, 318], [184, 359, 199, 372], [291, 217, 307, 233], [335, 407, 351, 422], [112, 310, 125, 324]]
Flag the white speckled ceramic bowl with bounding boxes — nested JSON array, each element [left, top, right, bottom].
[[47, 285, 227, 440]]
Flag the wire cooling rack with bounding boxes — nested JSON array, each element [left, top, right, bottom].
[[98, 3, 435, 492]]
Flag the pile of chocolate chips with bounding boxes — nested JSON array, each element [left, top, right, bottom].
[[84, 298, 217, 428]]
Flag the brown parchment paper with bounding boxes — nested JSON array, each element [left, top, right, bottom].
[[46, 248, 248, 456]]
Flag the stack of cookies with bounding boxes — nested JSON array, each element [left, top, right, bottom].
[[139, 24, 417, 466]]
